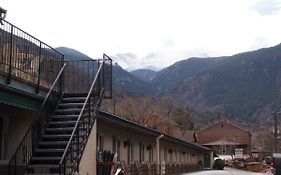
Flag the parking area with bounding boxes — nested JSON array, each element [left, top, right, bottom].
[[182, 167, 273, 175]]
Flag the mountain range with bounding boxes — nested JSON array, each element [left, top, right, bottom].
[[55, 43, 281, 125]]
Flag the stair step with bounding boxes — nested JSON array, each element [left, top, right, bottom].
[[35, 148, 64, 157], [25, 164, 60, 175], [42, 134, 72, 142], [55, 108, 82, 114], [52, 115, 79, 120], [43, 134, 71, 138], [26, 164, 60, 169], [61, 97, 86, 103], [30, 157, 61, 165], [63, 93, 88, 97], [45, 127, 74, 132], [49, 121, 77, 125], [58, 103, 84, 108], [32, 157, 61, 161], [39, 141, 68, 145], [36, 149, 65, 153]]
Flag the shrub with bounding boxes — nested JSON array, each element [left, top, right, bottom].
[[213, 158, 225, 170]]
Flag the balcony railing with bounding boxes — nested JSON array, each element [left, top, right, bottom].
[[0, 19, 64, 92], [63, 55, 112, 98]]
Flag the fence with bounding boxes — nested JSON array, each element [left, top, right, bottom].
[[114, 162, 201, 175], [0, 19, 64, 92]]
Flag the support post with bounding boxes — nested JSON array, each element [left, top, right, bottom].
[[6, 25, 13, 84], [36, 42, 42, 93], [156, 134, 164, 175]]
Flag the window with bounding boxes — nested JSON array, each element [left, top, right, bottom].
[[97, 133, 104, 150], [139, 142, 145, 162], [234, 135, 238, 141], [127, 142, 133, 163], [191, 153, 195, 163], [112, 136, 120, 161], [182, 152, 186, 162], [169, 149, 173, 162], [187, 152, 190, 163], [112, 136, 116, 152], [164, 148, 167, 162], [149, 146, 153, 162], [116, 139, 120, 161]]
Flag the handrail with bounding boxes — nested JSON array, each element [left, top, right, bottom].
[[59, 59, 105, 165], [8, 63, 67, 175]]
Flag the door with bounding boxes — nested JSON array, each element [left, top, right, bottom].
[[203, 153, 211, 169]]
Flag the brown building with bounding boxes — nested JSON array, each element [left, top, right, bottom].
[[196, 121, 252, 156]]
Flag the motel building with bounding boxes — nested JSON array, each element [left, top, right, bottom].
[[0, 17, 212, 175]]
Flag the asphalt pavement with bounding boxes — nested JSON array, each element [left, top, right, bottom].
[[181, 167, 273, 175]]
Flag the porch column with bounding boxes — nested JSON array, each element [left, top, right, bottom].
[[156, 134, 164, 174]]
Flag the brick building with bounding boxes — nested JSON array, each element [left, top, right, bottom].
[[196, 121, 252, 155]]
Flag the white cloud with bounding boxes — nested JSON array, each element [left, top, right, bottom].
[[250, 0, 281, 15], [2, 0, 281, 69]]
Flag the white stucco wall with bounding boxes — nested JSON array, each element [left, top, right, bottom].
[[79, 120, 97, 175]]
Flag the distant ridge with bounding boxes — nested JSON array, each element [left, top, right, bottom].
[[152, 43, 281, 124], [130, 69, 157, 82], [56, 47, 92, 60], [55, 43, 281, 125], [55, 47, 154, 95]]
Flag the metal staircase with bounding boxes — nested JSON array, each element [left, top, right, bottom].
[[25, 93, 87, 174], [9, 55, 112, 175]]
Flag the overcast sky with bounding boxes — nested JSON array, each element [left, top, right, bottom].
[[2, 0, 281, 70]]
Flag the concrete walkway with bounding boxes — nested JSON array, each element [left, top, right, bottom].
[[182, 167, 273, 175]]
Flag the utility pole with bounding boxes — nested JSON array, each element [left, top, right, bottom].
[[271, 111, 281, 152]]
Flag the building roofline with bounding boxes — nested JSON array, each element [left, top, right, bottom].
[[97, 110, 211, 152], [196, 121, 251, 135]]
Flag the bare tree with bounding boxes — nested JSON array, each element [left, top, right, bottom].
[[102, 93, 195, 137]]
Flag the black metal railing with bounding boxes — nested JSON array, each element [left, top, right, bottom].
[[8, 63, 66, 175], [59, 54, 112, 174], [63, 55, 112, 97], [0, 19, 64, 92], [100, 54, 112, 99], [63, 59, 99, 93]]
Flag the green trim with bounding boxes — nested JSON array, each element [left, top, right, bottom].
[[0, 86, 44, 112]]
